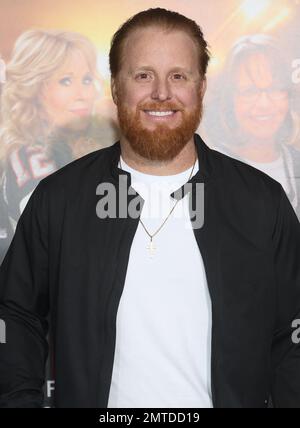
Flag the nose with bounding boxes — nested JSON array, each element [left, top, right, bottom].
[[74, 82, 90, 100], [255, 90, 273, 109], [151, 77, 172, 101]]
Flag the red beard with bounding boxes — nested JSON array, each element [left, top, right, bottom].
[[117, 99, 202, 161]]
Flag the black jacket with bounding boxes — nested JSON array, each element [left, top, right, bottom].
[[207, 142, 300, 221], [0, 134, 300, 408]]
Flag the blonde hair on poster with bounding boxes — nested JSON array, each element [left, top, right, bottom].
[[0, 29, 99, 163]]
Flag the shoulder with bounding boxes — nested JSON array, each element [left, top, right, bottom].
[[202, 140, 284, 224], [286, 144, 300, 167], [37, 142, 118, 193], [25, 143, 119, 224], [202, 138, 282, 195]]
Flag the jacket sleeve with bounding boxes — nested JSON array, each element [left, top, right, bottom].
[[271, 185, 300, 408], [0, 181, 49, 408]]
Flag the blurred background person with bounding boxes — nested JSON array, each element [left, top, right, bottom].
[[203, 34, 300, 219], [0, 29, 119, 263]]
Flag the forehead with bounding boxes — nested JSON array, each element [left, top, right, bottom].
[[52, 50, 91, 77], [121, 26, 199, 72], [235, 53, 282, 87]]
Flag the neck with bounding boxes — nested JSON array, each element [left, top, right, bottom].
[[119, 136, 197, 176], [233, 139, 280, 163]]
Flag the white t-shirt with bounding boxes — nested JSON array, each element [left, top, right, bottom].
[[107, 156, 212, 408], [247, 150, 298, 211], [247, 156, 289, 196]]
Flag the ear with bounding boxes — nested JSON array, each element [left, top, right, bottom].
[[111, 77, 118, 105], [200, 77, 207, 98]]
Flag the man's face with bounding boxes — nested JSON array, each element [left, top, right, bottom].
[[111, 26, 206, 161]]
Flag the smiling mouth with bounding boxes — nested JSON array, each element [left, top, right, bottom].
[[251, 115, 275, 121], [69, 108, 90, 117], [143, 110, 178, 117]]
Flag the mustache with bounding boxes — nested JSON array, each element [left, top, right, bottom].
[[137, 101, 184, 112]]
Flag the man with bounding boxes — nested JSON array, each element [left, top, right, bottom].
[[0, 8, 300, 408]]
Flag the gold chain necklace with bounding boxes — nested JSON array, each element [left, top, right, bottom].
[[119, 155, 197, 257]]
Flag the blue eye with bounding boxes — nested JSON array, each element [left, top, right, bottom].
[[83, 75, 93, 85], [59, 77, 72, 86]]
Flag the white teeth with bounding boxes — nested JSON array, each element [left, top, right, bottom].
[[147, 111, 174, 117]]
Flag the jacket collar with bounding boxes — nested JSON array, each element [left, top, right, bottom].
[[107, 133, 215, 200]]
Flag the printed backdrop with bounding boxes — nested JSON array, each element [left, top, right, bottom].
[[0, 0, 299, 407]]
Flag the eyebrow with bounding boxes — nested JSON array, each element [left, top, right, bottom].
[[57, 71, 92, 77], [57, 73, 74, 77], [130, 66, 193, 75]]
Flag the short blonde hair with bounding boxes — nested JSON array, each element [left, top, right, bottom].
[[0, 29, 99, 163]]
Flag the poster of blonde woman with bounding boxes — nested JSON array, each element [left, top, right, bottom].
[[0, 29, 119, 263]]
